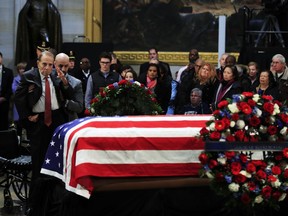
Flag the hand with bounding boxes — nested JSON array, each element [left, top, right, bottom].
[[28, 114, 39, 122], [56, 67, 68, 86]]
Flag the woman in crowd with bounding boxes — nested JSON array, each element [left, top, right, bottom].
[[253, 70, 280, 100], [212, 65, 241, 110], [194, 62, 218, 105], [124, 69, 138, 81], [138, 63, 171, 113]]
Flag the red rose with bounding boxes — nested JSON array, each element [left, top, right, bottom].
[[248, 181, 256, 191], [267, 125, 277, 135], [242, 92, 253, 98], [107, 84, 114, 89], [241, 193, 251, 205], [256, 170, 267, 179], [84, 109, 91, 116], [235, 130, 245, 141], [212, 110, 220, 115], [267, 175, 277, 183], [231, 162, 242, 175], [215, 172, 225, 182], [225, 151, 235, 159], [262, 95, 273, 101], [226, 135, 235, 142], [283, 169, 288, 178], [274, 152, 283, 161], [208, 159, 218, 169], [209, 131, 221, 140], [246, 162, 256, 173], [238, 102, 252, 115], [250, 136, 259, 142], [231, 113, 239, 121], [234, 174, 246, 183], [271, 166, 281, 175], [200, 127, 209, 136], [280, 113, 288, 123], [222, 117, 231, 129], [217, 100, 229, 109], [261, 186, 272, 199], [263, 102, 274, 114], [249, 116, 261, 127], [215, 120, 226, 131], [272, 191, 282, 201], [253, 160, 267, 169], [90, 98, 99, 104], [198, 153, 209, 164], [118, 80, 127, 85], [283, 148, 288, 158], [247, 99, 256, 107], [239, 154, 248, 163]]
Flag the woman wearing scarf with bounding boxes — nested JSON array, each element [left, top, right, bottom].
[[212, 65, 241, 110], [138, 63, 172, 114]]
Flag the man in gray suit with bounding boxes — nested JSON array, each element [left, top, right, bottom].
[[54, 53, 83, 121]]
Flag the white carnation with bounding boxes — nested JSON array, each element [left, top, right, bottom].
[[228, 183, 240, 192], [269, 116, 276, 124], [280, 127, 287, 136], [279, 193, 287, 201], [90, 108, 95, 114], [236, 120, 245, 129], [209, 122, 215, 131], [259, 125, 267, 133], [240, 170, 252, 178], [254, 195, 263, 204], [271, 179, 281, 188], [228, 103, 239, 113], [273, 103, 280, 115], [217, 157, 227, 165], [134, 81, 141, 86], [230, 121, 236, 128], [253, 94, 260, 102]]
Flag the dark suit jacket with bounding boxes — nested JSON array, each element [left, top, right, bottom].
[[14, 68, 69, 121], [0, 66, 13, 101]]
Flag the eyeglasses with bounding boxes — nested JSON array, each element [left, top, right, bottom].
[[100, 61, 111, 65]]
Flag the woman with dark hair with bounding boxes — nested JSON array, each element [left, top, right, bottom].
[[253, 70, 280, 100], [212, 65, 241, 110], [138, 63, 172, 113]]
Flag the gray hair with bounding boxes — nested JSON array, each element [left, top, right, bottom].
[[191, 88, 202, 97], [272, 54, 286, 64]]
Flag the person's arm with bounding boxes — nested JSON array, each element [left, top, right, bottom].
[[66, 80, 84, 113], [84, 76, 93, 109]]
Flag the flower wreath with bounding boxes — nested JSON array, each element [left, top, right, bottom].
[[85, 80, 163, 116], [198, 92, 288, 212]]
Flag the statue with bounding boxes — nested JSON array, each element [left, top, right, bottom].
[[15, 0, 62, 64]]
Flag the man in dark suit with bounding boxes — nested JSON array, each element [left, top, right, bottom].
[[139, 47, 172, 77], [0, 52, 13, 130], [14, 51, 72, 215]]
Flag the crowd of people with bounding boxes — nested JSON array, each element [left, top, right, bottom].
[[0, 43, 288, 215]]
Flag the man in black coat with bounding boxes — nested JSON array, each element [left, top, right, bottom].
[[0, 52, 13, 130]]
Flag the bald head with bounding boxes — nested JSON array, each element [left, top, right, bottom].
[[55, 53, 70, 73]]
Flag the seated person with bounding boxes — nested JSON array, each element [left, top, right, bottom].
[[179, 88, 211, 115]]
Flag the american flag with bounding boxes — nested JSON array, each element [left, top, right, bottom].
[[41, 115, 210, 198]]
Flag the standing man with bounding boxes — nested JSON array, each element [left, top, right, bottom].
[[271, 54, 288, 104], [139, 47, 172, 77], [0, 52, 13, 130], [85, 52, 121, 109], [54, 53, 83, 121], [14, 51, 71, 215]]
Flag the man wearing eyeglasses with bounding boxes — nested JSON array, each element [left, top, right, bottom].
[[85, 52, 121, 109]]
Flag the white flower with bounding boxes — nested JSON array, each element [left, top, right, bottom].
[[259, 125, 267, 133], [253, 94, 260, 102], [271, 179, 281, 188], [280, 127, 287, 136], [230, 121, 236, 128], [217, 157, 227, 165], [279, 193, 287, 201], [134, 81, 141, 86], [273, 103, 280, 115], [209, 122, 215, 131], [90, 108, 95, 114], [254, 195, 264, 204], [269, 116, 276, 124], [205, 171, 214, 179], [254, 107, 262, 117], [269, 135, 277, 142], [236, 120, 245, 129], [240, 170, 252, 178], [228, 183, 240, 192], [228, 103, 239, 113]]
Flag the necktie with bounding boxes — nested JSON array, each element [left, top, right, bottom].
[[44, 76, 52, 126]]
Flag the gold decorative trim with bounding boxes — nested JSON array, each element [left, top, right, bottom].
[[114, 51, 239, 66]]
